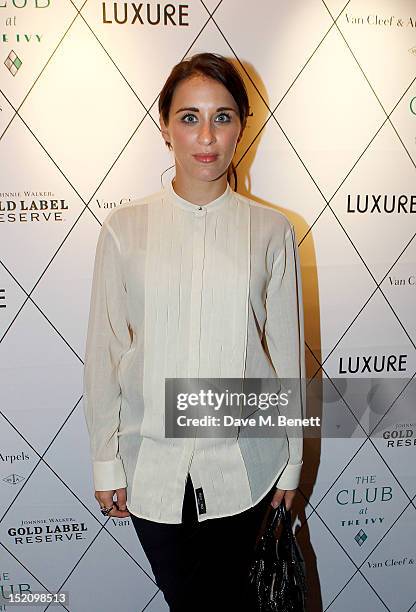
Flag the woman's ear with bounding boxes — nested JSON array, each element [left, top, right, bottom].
[[159, 114, 171, 149], [237, 121, 246, 144]]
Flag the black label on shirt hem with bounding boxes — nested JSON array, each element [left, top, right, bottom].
[[195, 487, 206, 514]]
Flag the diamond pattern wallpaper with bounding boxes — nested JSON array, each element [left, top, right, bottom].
[[0, 1, 415, 611]]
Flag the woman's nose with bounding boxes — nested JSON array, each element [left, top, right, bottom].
[[197, 121, 216, 145]]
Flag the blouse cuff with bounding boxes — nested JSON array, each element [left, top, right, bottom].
[[275, 460, 303, 491], [93, 458, 127, 491]]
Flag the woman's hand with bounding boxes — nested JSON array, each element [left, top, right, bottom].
[[270, 488, 297, 511], [95, 488, 131, 518]]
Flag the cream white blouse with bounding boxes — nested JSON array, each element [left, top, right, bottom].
[[83, 178, 306, 523]]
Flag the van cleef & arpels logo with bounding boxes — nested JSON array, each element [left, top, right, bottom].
[[344, 13, 416, 28]]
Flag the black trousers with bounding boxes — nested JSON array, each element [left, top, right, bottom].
[[130, 473, 275, 612]]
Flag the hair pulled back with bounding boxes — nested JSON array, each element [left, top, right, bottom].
[[158, 52, 250, 189]]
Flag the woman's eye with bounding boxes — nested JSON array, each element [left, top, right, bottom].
[[181, 114, 197, 123], [180, 113, 232, 124], [216, 112, 231, 122]]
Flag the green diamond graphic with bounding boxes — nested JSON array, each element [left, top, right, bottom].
[[354, 529, 368, 546], [4, 50, 22, 76]]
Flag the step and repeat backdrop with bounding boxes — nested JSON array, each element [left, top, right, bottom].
[[0, 0, 415, 610]]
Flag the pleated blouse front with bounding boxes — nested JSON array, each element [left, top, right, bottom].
[[83, 178, 306, 523]]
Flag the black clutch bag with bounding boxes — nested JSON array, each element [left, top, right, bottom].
[[248, 501, 307, 612]]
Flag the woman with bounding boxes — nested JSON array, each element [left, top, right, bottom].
[[83, 52, 305, 611]]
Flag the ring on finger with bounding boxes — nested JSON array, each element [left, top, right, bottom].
[[100, 504, 114, 516]]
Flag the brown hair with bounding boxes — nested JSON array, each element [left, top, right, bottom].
[[158, 52, 250, 189]]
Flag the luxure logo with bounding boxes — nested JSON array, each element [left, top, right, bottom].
[[347, 194, 416, 214], [102, 2, 189, 26]]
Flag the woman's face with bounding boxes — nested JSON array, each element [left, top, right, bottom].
[[160, 75, 243, 184]]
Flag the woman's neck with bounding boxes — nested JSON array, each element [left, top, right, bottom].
[[172, 173, 229, 206]]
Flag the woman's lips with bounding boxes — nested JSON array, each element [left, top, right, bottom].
[[193, 154, 218, 163]]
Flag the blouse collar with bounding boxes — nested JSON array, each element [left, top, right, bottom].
[[164, 177, 232, 213]]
